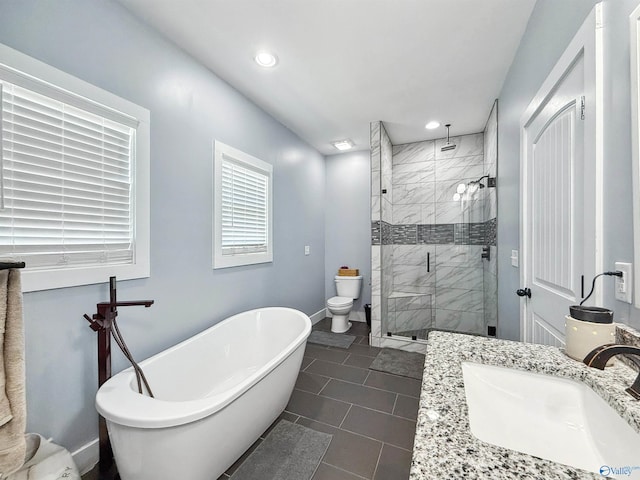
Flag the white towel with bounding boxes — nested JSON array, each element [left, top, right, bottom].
[[0, 269, 26, 475]]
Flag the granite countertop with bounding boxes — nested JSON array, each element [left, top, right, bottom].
[[411, 332, 640, 480]]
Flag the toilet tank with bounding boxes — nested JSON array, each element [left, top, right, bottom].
[[335, 275, 363, 299]]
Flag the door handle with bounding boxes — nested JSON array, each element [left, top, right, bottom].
[[516, 287, 531, 298]]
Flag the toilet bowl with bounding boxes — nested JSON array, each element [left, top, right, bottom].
[[327, 275, 363, 333], [327, 296, 354, 333]]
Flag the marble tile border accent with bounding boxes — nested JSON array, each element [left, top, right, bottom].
[[373, 220, 497, 246], [485, 217, 497, 246], [468, 223, 486, 245], [417, 224, 454, 244], [371, 221, 381, 245], [382, 221, 393, 244], [392, 224, 417, 244]]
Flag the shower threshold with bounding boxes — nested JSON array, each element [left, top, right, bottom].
[[393, 327, 487, 341]]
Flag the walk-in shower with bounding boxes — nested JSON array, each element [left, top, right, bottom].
[[370, 102, 498, 350]]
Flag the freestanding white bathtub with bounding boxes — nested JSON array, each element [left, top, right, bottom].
[[95, 307, 311, 480]]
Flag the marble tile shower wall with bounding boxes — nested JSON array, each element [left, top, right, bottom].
[[370, 121, 394, 342], [371, 122, 382, 341], [380, 125, 394, 336], [385, 133, 487, 335], [483, 102, 498, 330], [370, 121, 497, 343]]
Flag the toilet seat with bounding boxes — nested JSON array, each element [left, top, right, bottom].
[[327, 296, 353, 308]]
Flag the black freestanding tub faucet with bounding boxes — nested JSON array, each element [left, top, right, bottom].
[[83, 276, 154, 478]]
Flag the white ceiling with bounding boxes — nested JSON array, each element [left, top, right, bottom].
[[118, 0, 536, 155]]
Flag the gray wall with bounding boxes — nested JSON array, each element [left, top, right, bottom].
[[324, 150, 371, 315], [0, 0, 326, 453], [498, 0, 640, 339]]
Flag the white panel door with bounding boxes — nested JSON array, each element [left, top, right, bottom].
[[520, 4, 603, 345]]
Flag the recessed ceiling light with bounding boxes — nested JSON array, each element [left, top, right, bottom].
[[332, 139, 354, 151], [425, 121, 440, 130], [254, 51, 278, 68]]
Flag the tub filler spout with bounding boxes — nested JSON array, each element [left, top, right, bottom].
[[83, 276, 154, 478]]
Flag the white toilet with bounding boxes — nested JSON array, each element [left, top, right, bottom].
[[327, 275, 363, 333]]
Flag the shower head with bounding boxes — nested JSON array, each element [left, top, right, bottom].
[[453, 175, 496, 199], [441, 124, 456, 152], [468, 175, 496, 190]]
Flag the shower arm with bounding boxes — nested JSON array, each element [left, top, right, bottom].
[[469, 175, 489, 185], [469, 175, 496, 188]]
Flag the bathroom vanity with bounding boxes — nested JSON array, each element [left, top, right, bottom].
[[412, 332, 640, 479]]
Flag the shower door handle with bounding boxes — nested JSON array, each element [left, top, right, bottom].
[[516, 287, 531, 298]]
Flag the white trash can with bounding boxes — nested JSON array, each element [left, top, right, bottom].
[[5, 433, 80, 480]]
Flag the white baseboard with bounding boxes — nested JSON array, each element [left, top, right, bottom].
[[309, 308, 327, 325], [71, 437, 98, 475]]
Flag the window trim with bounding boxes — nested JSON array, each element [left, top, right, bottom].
[[213, 140, 273, 269], [0, 42, 150, 292]]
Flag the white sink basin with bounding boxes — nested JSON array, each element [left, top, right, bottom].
[[462, 362, 640, 479]]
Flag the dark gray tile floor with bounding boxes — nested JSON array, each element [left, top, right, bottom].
[[83, 318, 421, 480]]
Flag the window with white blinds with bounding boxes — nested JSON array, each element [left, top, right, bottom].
[[0, 82, 134, 266], [213, 141, 272, 269], [0, 43, 150, 291]]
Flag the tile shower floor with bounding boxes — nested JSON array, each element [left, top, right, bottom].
[[83, 318, 421, 480]]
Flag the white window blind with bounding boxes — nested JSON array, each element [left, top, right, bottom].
[[221, 158, 268, 255], [0, 81, 135, 269], [213, 141, 272, 269]]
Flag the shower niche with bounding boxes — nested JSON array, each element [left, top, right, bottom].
[[370, 102, 498, 350]]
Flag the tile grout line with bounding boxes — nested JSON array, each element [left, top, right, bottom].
[[296, 364, 408, 420], [308, 372, 420, 403], [316, 390, 397, 417], [371, 440, 386, 480], [337, 403, 353, 430], [318, 462, 370, 480], [316, 377, 332, 397], [292, 386, 417, 428], [302, 358, 316, 372], [292, 412, 410, 454], [341, 352, 352, 366], [303, 362, 421, 397], [306, 354, 360, 367], [339, 421, 415, 453], [344, 403, 417, 425], [320, 460, 373, 480]]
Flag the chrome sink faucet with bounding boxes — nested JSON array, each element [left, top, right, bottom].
[[584, 344, 640, 400]]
